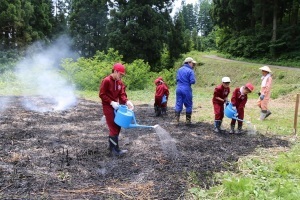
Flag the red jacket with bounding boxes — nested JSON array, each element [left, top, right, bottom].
[[212, 84, 230, 104], [231, 87, 248, 108], [99, 75, 128, 106], [155, 83, 169, 98]]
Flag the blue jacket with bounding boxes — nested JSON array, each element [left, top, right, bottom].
[[176, 64, 196, 88]]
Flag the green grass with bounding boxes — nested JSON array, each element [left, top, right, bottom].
[[188, 143, 300, 200]]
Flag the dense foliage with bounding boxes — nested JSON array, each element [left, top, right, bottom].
[[211, 0, 300, 60], [1, 0, 300, 73]]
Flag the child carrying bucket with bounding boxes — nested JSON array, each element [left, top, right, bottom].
[[229, 83, 254, 134], [154, 77, 169, 116]]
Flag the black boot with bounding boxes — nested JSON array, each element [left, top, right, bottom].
[[186, 112, 192, 125], [161, 107, 167, 116], [156, 107, 162, 117], [237, 125, 243, 134], [174, 111, 180, 125], [265, 110, 272, 118], [229, 124, 235, 134], [109, 136, 127, 156]]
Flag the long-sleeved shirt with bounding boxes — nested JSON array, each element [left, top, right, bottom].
[[99, 75, 128, 106], [212, 84, 230, 104], [176, 64, 196, 87], [231, 87, 248, 108]]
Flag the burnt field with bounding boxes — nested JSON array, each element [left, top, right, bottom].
[[0, 96, 289, 199]]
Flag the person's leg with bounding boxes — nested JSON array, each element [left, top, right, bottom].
[[213, 103, 222, 133], [184, 88, 193, 125], [103, 105, 127, 156], [259, 99, 269, 120], [230, 119, 236, 134], [237, 107, 244, 134], [174, 89, 184, 124]]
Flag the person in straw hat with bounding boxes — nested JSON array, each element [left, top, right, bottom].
[[257, 65, 272, 120]]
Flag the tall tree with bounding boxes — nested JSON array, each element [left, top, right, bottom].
[[52, 0, 69, 36], [0, 0, 53, 50], [69, 0, 109, 57], [107, 0, 173, 70], [198, 0, 213, 36], [168, 12, 185, 64]]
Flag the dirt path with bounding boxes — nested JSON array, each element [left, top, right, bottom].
[[203, 55, 300, 71]]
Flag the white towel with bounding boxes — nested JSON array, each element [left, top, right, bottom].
[[261, 73, 271, 87]]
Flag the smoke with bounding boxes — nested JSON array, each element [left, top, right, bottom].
[[0, 96, 10, 113], [14, 35, 78, 112]]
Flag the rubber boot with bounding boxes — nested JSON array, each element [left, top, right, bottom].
[[109, 136, 127, 156], [259, 110, 267, 120], [186, 113, 192, 125], [174, 111, 180, 125], [161, 107, 167, 116], [265, 110, 272, 119], [214, 121, 222, 133], [156, 107, 162, 117], [237, 125, 243, 134], [219, 120, 225, 131], [229, 124, 235, 134]]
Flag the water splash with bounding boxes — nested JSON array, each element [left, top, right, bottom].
[[154, 125, 179, 159], [246, 121, 256, 135]]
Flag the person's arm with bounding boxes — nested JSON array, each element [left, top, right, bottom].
[[99, 78, 112, 104]]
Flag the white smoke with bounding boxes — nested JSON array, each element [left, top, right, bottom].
[[14, 36, 78, 112], [0, 96, 10, 113]]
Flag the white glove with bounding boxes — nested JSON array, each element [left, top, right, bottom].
[[126, 100, 134, 110], [232, 106, 237, 111], [110, 101, 119, 110]]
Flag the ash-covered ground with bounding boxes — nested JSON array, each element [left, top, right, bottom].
[[0, 96, 289, 199]]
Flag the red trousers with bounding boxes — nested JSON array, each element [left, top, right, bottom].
[[213, 103, 224, 121], [154, 96, 167, 108], [230, 107, 245, 126], [103, 104, 121, 137]]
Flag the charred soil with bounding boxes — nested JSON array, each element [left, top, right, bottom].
[[0, 96, 289, 199]]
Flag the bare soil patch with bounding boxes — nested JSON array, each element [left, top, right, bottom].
[[0, 96, 289, 199]]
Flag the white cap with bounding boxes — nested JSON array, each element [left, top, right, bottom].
[[222, 77, 231, 83], [259, 66, 271, 72], [184, 57, 196, 63]]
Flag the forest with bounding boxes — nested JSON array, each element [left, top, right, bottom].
[[1, 0, 299, 72]]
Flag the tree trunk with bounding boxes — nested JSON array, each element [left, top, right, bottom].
[[271, 0, 278, 42], [261, 0, 266, 27]]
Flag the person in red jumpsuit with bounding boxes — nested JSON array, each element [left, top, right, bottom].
[[99, 63, 134, 156], [230, 83, 254, 134], [154, 77, 169, 116], [212, 77, 231, 133]]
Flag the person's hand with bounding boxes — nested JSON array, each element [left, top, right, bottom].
[[224, 100, 229, 106], [126, 100, 134, 110], [110, 101, 119, 110], [232, 106, 237, 111], [260, 94, 265, 100]]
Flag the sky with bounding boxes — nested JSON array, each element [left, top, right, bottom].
[[172, 0, 198, 17]]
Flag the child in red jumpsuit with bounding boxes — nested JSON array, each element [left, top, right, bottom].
[[212, 77, 231, 133], [154, 77, 169, 116], [230, 83, 254, 134], [99, 63, 134, 156]]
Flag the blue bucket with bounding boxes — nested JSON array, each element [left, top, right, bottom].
[[224, 102, 238, 119], [161, 95, 167, 104]]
